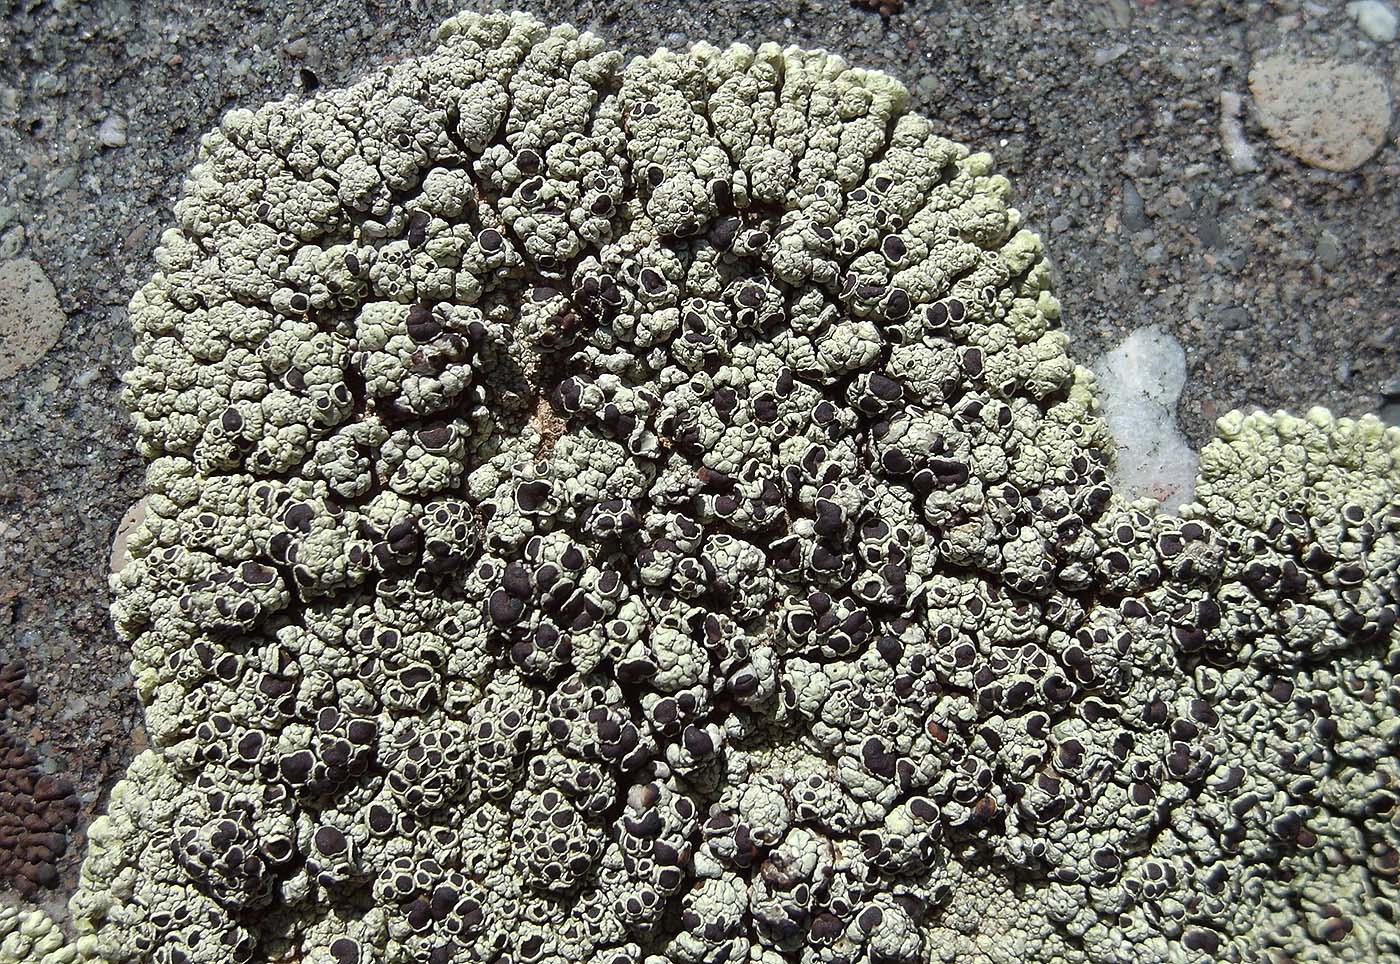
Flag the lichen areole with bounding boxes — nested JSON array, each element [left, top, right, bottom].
[[3, 10, 1397, 964]]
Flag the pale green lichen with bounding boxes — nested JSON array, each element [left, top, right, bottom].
[[15, 10, 1399, 964]]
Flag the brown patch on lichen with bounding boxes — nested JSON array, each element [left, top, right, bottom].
[[532, 394, 567, 459]]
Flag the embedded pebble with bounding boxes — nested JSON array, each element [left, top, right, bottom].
[[0, 226, 25, 261], [1248, 54, 1392, 171], [1379, 376, 1400, 425], [1092, 326, 1198, 508], [0, 257, 65, 379], [1218, 90, 1260, 173], [1121, 180, 1150, 232], [1347, 1, 1398, 42], [109, 497, 149, 576], [97, 114, 127, 148], [1094, 43, 1130, 66], [1316, 230, 1342, 269]]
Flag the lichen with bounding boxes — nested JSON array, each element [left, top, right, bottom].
[[13, 11, 1399, 964]]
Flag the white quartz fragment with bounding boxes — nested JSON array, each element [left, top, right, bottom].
[[1093, 325, 1199, 509]]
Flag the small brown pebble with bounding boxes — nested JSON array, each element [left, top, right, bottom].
[[852, 0, 904, 14]]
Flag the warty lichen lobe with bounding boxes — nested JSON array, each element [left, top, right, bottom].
[[4, 9, 1398, 964]]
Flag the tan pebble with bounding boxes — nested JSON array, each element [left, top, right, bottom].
[[110, 496, 149, 575], [1249, 53, 1392, 172], [0, 257, 65, 379]]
